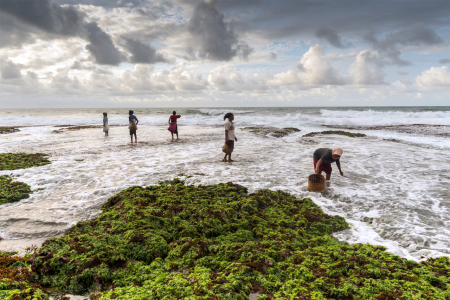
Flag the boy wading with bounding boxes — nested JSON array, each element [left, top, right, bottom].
[[129, 110, 139, 143], [313, 147, 344, 180]]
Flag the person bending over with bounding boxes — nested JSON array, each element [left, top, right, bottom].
[[313, 147, 344, 180], [129, 110, 139, 143]]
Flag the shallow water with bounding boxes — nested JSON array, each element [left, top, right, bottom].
[[0, 107, 449, 260]]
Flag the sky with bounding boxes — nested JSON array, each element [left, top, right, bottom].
[[0, 0, 449, 108]]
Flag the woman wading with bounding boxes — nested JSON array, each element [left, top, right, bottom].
[[222, 113, 237, 162], [168, 111, 181, 141]]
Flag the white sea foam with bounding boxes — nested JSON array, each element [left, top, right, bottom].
[[318, 109, 450, 126], [198, 108, 255, 115]]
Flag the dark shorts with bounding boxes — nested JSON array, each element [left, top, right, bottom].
[[130, 129, 136, 135], [313, 157, 332, 174], [226, 140, 234, 148]]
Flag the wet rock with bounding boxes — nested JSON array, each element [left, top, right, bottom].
[[303, 130, 366, 138], [243, 126, 300, 138], [0, 127, 19, 134]]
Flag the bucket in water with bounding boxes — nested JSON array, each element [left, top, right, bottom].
[[308, 174, 326, 192]]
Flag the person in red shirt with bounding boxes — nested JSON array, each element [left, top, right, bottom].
[[168, 111, 181, 140]]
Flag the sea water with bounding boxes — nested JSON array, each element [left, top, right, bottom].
[[0, 107, 449, 260]]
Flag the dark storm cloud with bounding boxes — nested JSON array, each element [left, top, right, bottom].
[[0, 12, 36, 48], [85, 22, 123, 66], [365, 25, 443, 66], [1, 62, 22, 80], [0, 0, 127, 65], [54, 0, 156, 8], [0, 0, 84, 36], [122, 37, 168, 64], [439, 58, 450, 64], [316, 27, 352, 49], [219, 0, 449, 42], [187, 0, 253, 61]]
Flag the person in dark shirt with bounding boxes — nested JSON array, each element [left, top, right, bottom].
[[313, 147, 344, 180], [128, 110, 139, 143]]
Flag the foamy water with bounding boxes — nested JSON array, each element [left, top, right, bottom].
[[0, 107, 449, 260]]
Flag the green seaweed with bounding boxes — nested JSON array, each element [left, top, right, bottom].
[[303, 130, 366, 138], [0, 251, 49, 300], [0, 175, 33, 206], [0, 127, 19, 134], [25, 179, 449, 299], [0, 153, 51, 170]]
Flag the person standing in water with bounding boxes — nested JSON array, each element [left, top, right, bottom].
[[313, 147, 344, 180], [103, 112, 109, 137], [129, 110, 139, 143], [168, 111, 181, 141], [223, 113, 237, 162]]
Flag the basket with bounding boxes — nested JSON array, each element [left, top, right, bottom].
[[308, 174, 326, 192]]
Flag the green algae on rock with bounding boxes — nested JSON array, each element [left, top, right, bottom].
[[0, 127, 19, 134], [0, 153, 51, 170], [303, 130, 366, 138], [244, 127, 301, 138], [0, 251, 49, 300], [0, 175, 33, 206], [27, 179, 450, 299]]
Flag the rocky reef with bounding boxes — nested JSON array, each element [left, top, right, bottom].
[[2, 179, 450, 299], [0, 153, 51, 170], [303, 130, 366, 138], [0, 127, 19, 135], [243, 127, 301, 138]]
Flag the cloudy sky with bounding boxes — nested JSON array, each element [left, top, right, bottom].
[[0, 0, 449, 108]]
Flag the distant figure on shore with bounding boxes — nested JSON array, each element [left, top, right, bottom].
[[313, 147, 344, 180], [103, 112, 109, 137], [129, 110, 139, 143], [168, 111, 181, 141], [222, 113, 237, 162]]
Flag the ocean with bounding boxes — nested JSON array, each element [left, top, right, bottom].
[[0, 107, 449, 260]]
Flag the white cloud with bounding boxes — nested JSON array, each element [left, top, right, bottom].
[[269, 44, 348, 86], [349, 50, 386, 85], [416, 66, 450, 87]]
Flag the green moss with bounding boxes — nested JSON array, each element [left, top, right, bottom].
[[0, 153, 51, 170], [244, 127, 301, 138], [25, 179, 450, 299], [303, 130, 366, 138], [0, 175, 33, 206], [0, 127, 19, 134]]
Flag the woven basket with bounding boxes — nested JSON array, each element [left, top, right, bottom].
[[308, 174, 326, 192]]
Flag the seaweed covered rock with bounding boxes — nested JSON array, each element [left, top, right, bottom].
[[29, 179, 450, 299], [303, 130, 366, 138], [0, 127, 19, 134], [31, 180, 347, 298], [0, 251, 48, 300], [0, 175, 33, 205], [244, 127, 301, 138], [0, 153, 51, 170]]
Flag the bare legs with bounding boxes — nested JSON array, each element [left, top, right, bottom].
[[104, 131, 108, 137], [326, 173, 331, 180], [223, 153, 233, 162], [130, 134, 137, 143]]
